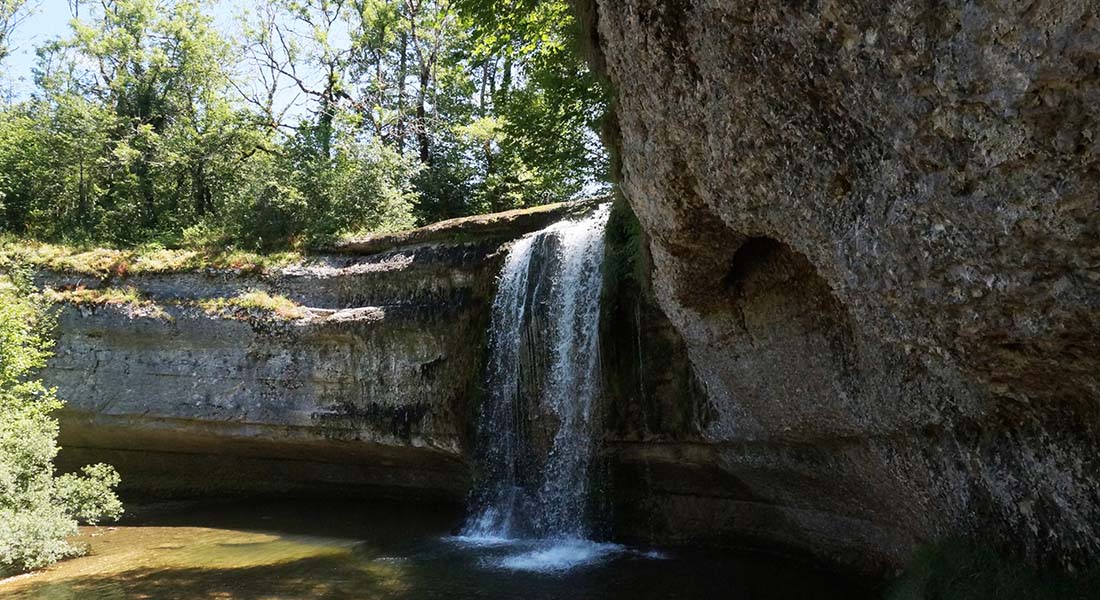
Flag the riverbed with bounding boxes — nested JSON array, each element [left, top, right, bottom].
[[2, 500, 870, 599]]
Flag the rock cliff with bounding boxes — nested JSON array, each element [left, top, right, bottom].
[[34, 0, 1100, 574], [44, 201, 595, 501], [590, 0, 1100, 573]]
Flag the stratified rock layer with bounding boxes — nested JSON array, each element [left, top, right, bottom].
[[593, 0, 1100, 572], [43, 203, 607, 501]]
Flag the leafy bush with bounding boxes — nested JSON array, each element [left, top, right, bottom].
[[0, 266, 123, 577], [205, 124, 420, 250], [888, 538, 1097, 600]]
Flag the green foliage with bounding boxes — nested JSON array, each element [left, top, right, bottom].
[[0, 265, 53, 397], [54, 465, 124, 526], [0, 0, 29, 62], [212, 122, 421, 248], [602, 196, 646, 298], [0, 268, 123, 577], [0, 0, 607, 249], [888, 538, 1097, 600], [199, 289, 306, 320], [454, 0, 610, 206], [412, 145, 478, 223]]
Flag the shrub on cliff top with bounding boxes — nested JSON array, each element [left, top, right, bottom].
[[0, 265, 123, 577]]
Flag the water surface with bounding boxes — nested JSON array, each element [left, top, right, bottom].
[[2, 499, 869, 599]]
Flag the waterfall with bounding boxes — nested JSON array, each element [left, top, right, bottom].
[[464, 203, 612, 544]]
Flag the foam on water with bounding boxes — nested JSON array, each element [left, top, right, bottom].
[[444, 535, 629, 574], [446, 534, 516, 548], [497, 539, 625, 573]]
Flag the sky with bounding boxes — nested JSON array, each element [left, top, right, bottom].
[[4, 1, 72, 98], [3, 0, 242, 100]]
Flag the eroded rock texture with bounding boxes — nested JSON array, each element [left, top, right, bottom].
[[593, 0, 1100, 572], [43, 203, 605, 502], [46, 246, 495, 501]]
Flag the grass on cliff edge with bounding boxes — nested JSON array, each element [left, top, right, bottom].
[[43, 286, 172, 320], [887, 538, 1097, 600], [0, 201, 597, 278], [42, 285, 306, 321], [0, 235, 304, 278], [198, 290, 306, 320]]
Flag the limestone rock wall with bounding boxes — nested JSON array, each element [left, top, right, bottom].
[[42, 200, 604, 501], [592, 0, 1100, 572], [45, 240, 511, 501]]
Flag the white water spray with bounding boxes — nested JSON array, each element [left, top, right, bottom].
[[459, 204, 616, 571]]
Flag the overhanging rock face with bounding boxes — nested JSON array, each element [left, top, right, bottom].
[[592, 0, 1100, 571]]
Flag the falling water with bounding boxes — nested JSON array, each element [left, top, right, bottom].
[[459, 204, 615, 570]]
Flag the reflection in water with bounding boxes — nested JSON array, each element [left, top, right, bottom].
[[1, 500, 869, 599]]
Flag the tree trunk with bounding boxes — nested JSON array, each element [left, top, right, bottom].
[[501, 54, 513, 99], [318, 65, 338, 160], [138, 157, 156, 230], [374, 51, 385, 141], [77, 152, 88, 222], [396, 31, 407, 155], [319, 94, 334, 159], [479, 61, 489, 115], [416, 63, 429, 164], [193, 160, 210, 217]]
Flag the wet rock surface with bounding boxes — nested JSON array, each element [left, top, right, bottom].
[[591, 0, 1100, 573]]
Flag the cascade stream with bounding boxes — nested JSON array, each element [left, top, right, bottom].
[[458, 203, 617, 570]]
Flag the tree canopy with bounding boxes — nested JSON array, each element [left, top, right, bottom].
[[0, 0, 609, 249], [0, 265, 123, 576]]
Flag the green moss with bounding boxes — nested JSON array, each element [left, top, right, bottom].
[[46, 286, 145, 306], [597, 196, 710, 440], [888, 538, 1097, 600], [199, 290, 306, 321], [601, 196, 646, 302], [0, 236, 305, 278], [45, 286, 171, 320]]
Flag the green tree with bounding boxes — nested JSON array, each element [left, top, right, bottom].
[[0, 0, 29, 63], [56, 0, 246, 237], [2, 0, 265, 244], [1, 0, 608, 247], [0, 91, 113, 238], [455, 0, 609, 211], [235, 0, 420, 246], [0, 266, 123, 576]]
